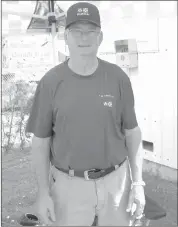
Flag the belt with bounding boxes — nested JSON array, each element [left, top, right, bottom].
[[54, 157, 126, 180]]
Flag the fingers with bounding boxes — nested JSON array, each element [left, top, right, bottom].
[[38, 206, 56, 226], [39, 214, 54, 226], [126, 191, 134, 212], [133, 203, 145, 220], [36, 196, 56, 225], [48, 197, 56, 222], [48, 204, 56, 222], [126, 192, 145, 220], [39, 212, 52, 225]]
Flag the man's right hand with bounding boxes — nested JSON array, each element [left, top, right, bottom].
[[35, 193, 56, 225]]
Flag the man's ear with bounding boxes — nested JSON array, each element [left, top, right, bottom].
[[98, 31, 103, 46], [64, 30, 68, 45]]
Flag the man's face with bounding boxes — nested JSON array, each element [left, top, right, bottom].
[[65, 21, 103, 57]]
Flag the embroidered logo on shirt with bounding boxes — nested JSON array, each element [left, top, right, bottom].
[[103, 101, 112, 107], [99, 94, 114, 98], [99, 94, 114, 108]]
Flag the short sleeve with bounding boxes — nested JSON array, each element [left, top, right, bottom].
[[25, 78, 53, 138], [121, 76, 138, 130]]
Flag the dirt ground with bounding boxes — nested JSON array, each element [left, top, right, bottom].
[[143, 172, 177, 226], [2, 149, 177, 226]]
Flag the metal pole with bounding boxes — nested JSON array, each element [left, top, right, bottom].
[[49, 0, 57, 66], [51, 22, 56, 66]]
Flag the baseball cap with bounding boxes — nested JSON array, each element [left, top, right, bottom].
[[65, 2, 101, 29]]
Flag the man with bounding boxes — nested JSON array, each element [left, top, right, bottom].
[[26, 2, 145, 226]]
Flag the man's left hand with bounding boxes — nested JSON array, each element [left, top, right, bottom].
[[126, 185, 146, 220]]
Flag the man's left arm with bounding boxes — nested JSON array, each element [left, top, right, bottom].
[[120, 75, 144, 182], [120, 75, 146, 219], [125, 126, 143, 182]]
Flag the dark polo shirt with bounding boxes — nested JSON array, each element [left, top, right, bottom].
[[26, 58, 138, 170]]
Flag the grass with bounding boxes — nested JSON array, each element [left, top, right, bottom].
[[2, 148, 177, 226], [2, 148, 38, 227]]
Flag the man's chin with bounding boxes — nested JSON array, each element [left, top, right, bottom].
[[78, 50, 95, 56], [80, 53, 93, 56]]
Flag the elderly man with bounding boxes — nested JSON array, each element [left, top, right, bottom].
[[26, 2, 145, 226]]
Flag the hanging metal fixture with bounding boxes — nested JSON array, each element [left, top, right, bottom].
[[27, 0, 66, 65], [27, 0, 66, 34]]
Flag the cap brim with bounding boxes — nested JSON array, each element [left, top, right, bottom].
[[66, 19, 101, 29]]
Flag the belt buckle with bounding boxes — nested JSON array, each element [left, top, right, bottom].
[[84, 168, 102, 180]]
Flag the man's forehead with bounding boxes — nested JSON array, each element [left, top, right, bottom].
[[69, 21, 98, 29]]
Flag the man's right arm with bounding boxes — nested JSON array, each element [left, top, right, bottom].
[[31, 136, 51, 196], [25, 76, 56, 224]]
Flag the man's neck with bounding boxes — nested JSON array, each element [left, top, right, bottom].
[[68, 56, 98, 76]]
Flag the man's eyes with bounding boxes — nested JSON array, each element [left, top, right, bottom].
[[72, 29, 96, 32]]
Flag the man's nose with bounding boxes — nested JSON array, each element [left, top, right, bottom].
[[81, 32, 89, 41]]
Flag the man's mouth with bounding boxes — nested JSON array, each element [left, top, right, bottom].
[[78, 45, 90, 47]]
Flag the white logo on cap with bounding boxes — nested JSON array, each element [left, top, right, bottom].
[[78, 8, 83, 13], [77, 8, 89, 16], [83, 8, 88, 13]]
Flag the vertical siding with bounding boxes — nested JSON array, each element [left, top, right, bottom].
[[131, 18, 177, 169]]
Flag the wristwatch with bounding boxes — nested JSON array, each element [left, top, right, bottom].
[[131, 181, 146, 189]]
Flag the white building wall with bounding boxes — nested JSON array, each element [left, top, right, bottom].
[[99, 16, 177, 169], [126, 18, 177, 169]]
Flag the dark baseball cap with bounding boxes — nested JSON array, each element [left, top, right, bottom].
[[65, 2, 101, 29]]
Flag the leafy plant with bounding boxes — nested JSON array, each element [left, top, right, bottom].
[[2, 78, 38, 153]]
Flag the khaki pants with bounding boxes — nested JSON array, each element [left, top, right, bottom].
[[50, 157, 133, 226]]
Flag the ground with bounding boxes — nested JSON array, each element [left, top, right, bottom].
[[2, 148, 177, 226]]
